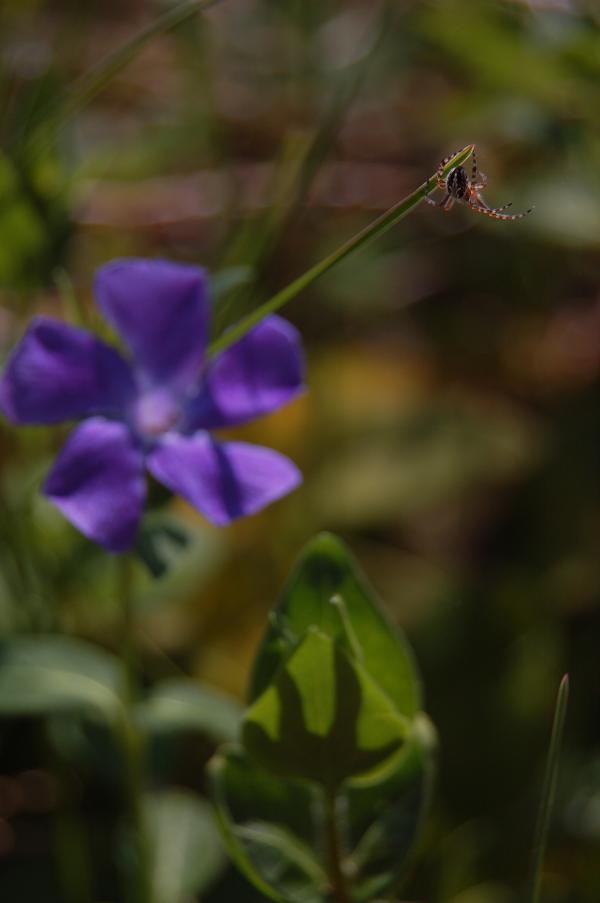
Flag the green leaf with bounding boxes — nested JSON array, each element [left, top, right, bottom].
[[345, 714, 437, 902], [208, 745, 325, 903], [243, 629, 408, 790], [249, 533, 421, 719], [209, 719, 435, 903], [0, 635, 121, 722], [137, 678, 242, 743], [211, 535, 435, 900], [146, 789, 227, 903]]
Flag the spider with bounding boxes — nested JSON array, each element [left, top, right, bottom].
[[425, 147, 533, 221]]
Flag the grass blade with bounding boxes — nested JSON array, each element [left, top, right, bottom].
[[213, 0, 398, 335], [527, 673, 570, 903], [208, 144, 474, 356], [23, 0, 222, 163]]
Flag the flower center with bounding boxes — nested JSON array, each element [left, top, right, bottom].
[[133, 389, 181, 439]]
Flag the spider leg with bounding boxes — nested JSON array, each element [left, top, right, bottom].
[[425, 192, 454, 211], [471, 147, 478, 184], [473, 193, 513, 213], [424, 171, 440, 200], [436, 150, 460, 189], [436, 163, 446, 190], [468, 202, 533, 221]]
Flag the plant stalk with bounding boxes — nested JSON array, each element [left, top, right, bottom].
[[51, 747, 94, 903], [214, 0, 398, 335], [209, 144, 474, 356], [116, 555, 153, 903], [324, 790, 350, 903], [23, 0, 224, 163]]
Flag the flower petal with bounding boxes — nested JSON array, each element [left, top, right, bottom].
[[94, 258, 209, 391], [44, 418, 146, 553], [147, 433, 301, 525], [0, 317, 135, 425], [186, 316, 304, 429]]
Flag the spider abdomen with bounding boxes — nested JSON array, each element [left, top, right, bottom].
[[447, 166, 468, 199]]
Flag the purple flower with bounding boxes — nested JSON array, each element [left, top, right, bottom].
[[0, 259, 304, 553]]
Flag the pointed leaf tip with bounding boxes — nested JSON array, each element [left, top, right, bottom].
[[248, 532, 422, 717]]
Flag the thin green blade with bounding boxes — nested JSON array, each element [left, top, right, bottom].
[[527, 673, 570, 903], [209, 146, 474, 356]]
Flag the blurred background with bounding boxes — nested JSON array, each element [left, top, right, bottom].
[[0, 0, 599, 901]]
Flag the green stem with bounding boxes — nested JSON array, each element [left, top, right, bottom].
[[527, 673, 570, 903], [116, 555, 153, 903], [49, 728, 93, 903], [23, 0, 224, 163], [209, 144, 474, 356], [119, 554, 139, 701], [55, 268, 88, 329], [324, 790, 350, 903], [214, 0, 396, 335]]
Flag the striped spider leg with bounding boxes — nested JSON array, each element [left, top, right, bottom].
[[426, 146, 533, 221]]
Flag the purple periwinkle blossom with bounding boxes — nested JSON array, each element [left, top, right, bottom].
[[0, 259, 305, 553]]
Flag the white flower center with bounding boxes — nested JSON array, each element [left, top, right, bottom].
[[134, 389, 181, 439]]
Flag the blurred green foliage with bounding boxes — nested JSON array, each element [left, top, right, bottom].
[[1, 0, 600, 901], [211, 534, 433, 902]]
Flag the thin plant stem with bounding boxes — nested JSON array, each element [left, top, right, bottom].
[[118, 554, 139, 701], [323, 790, 350, 903], [49, 725, 93, 903], [21, 0, 224, 163], [208, 144, 474, 357], [527, 673, 570, 903], [55, 268, 88, 329], [214, 0, 397, 334], [116, 555, 153, 903]]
